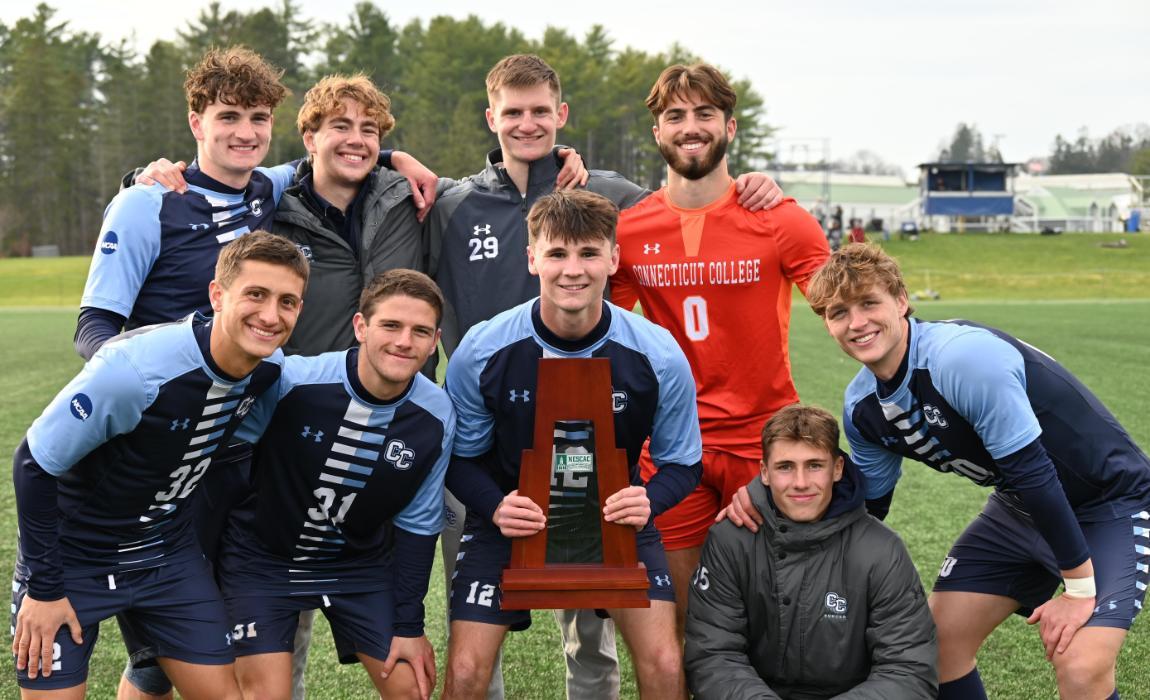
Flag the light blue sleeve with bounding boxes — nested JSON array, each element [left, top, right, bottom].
[[26, 345, 152, 476], [80, 186, 164, 316], [648, 342, 704, 467], [932, 331, 1041, 460], [394, 402, 455, 536], [445, 332, 494, 458], [257, 161, 299, 205], [842, 406, 903, 500]]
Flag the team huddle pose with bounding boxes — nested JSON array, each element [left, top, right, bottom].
[[10, 44, 1149, 700]]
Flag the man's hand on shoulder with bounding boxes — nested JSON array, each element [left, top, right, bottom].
[[136, 158, 189, 193], [735, 172, 784, 212], [492, 489, 546, 537], [715, 484, 764, 533], [391, 151, 439, 222], [555, 148, 589, 190]]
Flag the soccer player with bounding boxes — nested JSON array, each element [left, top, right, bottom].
[[10, 231, 308, 699], [217, 269, 452, 700], [442, 190, 703, 699], [428, 53, 784, 697], [610, 62, 830, 637], [801, 244, 1150, 700], [75, 47, 292, 359], [685, 404, 937, 699]]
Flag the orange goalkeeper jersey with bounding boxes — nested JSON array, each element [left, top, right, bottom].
[[612, 183, 830, 458]]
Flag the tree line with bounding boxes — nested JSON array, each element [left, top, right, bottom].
[[0, 2, 775, 255], [936, 122, 1150, 176]]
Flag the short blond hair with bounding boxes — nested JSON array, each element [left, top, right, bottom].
[[486, 54, 561, 103], [184, 47, 288, 114], [806, 244, 914, 318], [646, 63, 736, 121], [297, 74, 395, 137]]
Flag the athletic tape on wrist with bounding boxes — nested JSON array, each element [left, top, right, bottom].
[[1063, 575, 1096, 599]]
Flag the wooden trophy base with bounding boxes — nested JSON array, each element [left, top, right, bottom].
[[501, 564, 651, 610]]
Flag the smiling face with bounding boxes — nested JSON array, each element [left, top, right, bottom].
[[527, 229, 619, 338], [652, 92, 735, 180], [303, 97, 380, 191], [189, 101, 274, 188], [823, 285, 911, 381], [208, 260, 304, 377], [761, 439, 844, 523], [352, 294, 440, 401], [486, 83, 568, 167]]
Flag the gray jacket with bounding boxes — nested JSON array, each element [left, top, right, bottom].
[[685, 463, 937, 700], [272, 161, 426, 356], [427, 147, 649, 355]]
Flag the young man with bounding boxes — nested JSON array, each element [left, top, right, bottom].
[[10, 231, 308, 699], [218, 270, 453, 700], [75, 47, 292, 358], [428, 54, 785, 697], [442, 190, 703, 699], [610, 63, 830, 636], [685, 405, 937, 699], [804, 244, 1150, 700]]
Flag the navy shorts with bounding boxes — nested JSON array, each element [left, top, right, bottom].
[[12, 556, 232, 691], [224, 589, 395, 664], [449, 513, 674, 629], [933, 492, 1150, 628]]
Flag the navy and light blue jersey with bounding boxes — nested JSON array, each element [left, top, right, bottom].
[[81, 162, 294, 329], [844, 318, 1150, 521], [219, 349, 454, 596], [447, 299, 702, 494], [23, 314, 283, 577]]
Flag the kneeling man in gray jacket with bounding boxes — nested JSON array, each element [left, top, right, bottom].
[[684, 404, 937, 699]]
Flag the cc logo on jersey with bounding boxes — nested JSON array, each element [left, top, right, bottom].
[[922, 403, 948, 428], [385, 439, 415, 470]]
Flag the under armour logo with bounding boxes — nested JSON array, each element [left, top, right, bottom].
[[189, 222, 212, 231], [170, 418, 190, 431], [643, 243, 661, 255], [473, 224, 491, 236], [509, 390, 531, 403], [1095, 600, 1118, 613], [881, 435, 900, 447], [250, 199, 263, 217], [654, 574, 671, 587], [923, 404, 948, 428], [301, 426, 324, 442]]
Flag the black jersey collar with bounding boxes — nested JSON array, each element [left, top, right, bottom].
[[345, 347, 413, 406], [185, 160, 248, 195], [531, 299, 612, 353]]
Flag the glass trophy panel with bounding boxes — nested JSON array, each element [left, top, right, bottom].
[[545, 419, 603, 564]]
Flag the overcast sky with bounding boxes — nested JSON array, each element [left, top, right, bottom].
[[4, 0, 1146, 178]]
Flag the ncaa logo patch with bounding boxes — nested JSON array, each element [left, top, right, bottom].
[[69, 393, 93, 421], [100, 231, 119, 255]]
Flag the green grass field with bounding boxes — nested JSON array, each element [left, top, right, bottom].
[[1, 232, 1148, 698]]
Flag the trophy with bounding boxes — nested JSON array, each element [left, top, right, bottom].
[[500, 358, 650, 610]]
